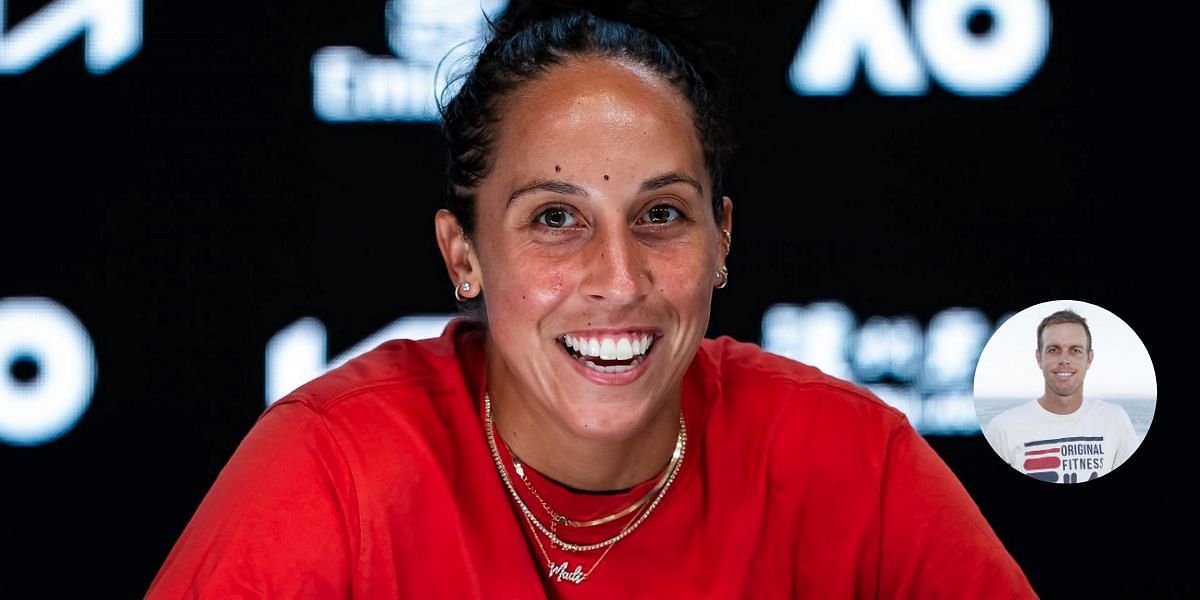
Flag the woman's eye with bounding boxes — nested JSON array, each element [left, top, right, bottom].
[[644, 205, 680, 224], [536, 207, 576, 228]]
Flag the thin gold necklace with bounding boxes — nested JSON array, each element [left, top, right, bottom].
[[509, 429, 681, 529], [484, 392, 686, 554], [519, 490, 650, 585]]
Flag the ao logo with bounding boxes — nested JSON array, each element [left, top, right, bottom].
[[312, 0, 507, 122], [0, 0, 141, 75], [789, 0, 1051, 95], [0, 297, 96, 446]]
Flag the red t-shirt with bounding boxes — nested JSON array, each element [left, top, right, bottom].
[[147, 320, 1034, 598]]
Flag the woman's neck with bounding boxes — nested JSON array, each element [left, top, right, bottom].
[[487, 382, 681, 492]]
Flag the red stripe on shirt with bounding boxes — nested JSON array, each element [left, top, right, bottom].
[[1023, 456, 1060, 471]]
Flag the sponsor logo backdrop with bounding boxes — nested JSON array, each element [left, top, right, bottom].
[[0, 1, 1184, 596]]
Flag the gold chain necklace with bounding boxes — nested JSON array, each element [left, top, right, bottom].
[[510, 427, 681, 529], [484, 392, 687, 554], [519, 489, 650, 584]]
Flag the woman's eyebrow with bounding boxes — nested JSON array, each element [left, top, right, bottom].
[[507, 180, 589, 206], [640, 172, 703, 196], [506, 172, 703, 207]]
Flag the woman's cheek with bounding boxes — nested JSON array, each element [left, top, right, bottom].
[[526, 269, 566, 306], [656, 248, 711, 293], [493, 246, 569, 305]]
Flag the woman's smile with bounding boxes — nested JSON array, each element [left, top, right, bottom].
[[558, 329, 661, 383]]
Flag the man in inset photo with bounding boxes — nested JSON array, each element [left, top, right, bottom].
[[984, 309, 1140, 483]]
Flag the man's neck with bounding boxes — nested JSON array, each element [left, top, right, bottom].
[[1038, 391, 1084, 415]]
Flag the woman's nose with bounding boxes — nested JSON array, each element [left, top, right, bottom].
[[579, 225, 652, 304]]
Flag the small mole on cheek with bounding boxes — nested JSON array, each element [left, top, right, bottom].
[[555, 165, 561, 172], [603, 174, 609, 180], [522, 295, 526, 300]]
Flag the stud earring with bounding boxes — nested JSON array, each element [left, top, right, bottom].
[[454, 281, 472, 302]]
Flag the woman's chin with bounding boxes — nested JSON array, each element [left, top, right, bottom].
[[552, 395, 668, 443]]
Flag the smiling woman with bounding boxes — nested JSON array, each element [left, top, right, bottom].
[[146, 2, 1035, 598]]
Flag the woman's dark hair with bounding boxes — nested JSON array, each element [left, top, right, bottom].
[[440, 0, 731, 319]]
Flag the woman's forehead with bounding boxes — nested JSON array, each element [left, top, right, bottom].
[[488, 57, 704, 177], [505, 58, 691, 130]]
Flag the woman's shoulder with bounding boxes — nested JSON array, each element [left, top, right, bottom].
[[244, 320, 487, 495], [694, 335, 909, 432], [273, 319, 485, 425], [691, 335, 926, 496]]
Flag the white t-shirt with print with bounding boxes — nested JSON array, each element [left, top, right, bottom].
[[984, 397, 1140, 483]]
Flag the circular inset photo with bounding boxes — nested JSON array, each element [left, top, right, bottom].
[[974, 300, 1155, 483]]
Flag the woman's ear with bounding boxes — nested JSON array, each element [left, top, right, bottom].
[[434, 209, 482, 299], [720, 196, 733, 255]]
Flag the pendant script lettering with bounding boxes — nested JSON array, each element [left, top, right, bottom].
[[548, 561, 586, 584]]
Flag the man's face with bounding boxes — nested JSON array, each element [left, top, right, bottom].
[[1036, 323, 1093, 398]]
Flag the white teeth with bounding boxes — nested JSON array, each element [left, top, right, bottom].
[[562, 333, 657, 359], [584, 359, 638, 373]]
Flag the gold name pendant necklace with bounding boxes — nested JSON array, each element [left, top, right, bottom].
[[484, 392, 686, 584]]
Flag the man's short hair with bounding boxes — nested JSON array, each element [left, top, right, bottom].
[[1037, 309, 1092, 351]]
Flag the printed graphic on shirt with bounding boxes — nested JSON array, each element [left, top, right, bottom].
[[1022, 436, 1104, 483]]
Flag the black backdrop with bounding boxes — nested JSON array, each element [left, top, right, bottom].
[[1, 0, 1190, 597]]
